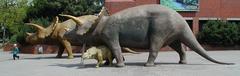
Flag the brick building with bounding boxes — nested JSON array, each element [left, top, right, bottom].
[[104, 0, 240, 34]]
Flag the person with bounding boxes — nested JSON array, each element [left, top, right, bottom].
[[37, 45, 43, 54], [12, 44, 20, 60]]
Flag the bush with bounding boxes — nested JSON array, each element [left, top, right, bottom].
[[197, 20, 240, 46], [9, 23, 31, 44]]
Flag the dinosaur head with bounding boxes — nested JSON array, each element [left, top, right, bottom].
[[25, 16, 59, 44], [82, 47, 98, 59]]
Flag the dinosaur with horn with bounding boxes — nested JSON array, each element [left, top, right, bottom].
[[61, 5, 234, 67], [25, 7, 139, 59]]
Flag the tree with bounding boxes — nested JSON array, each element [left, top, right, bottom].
[[0, 0, 29, 43], [25, 0, 102, 24]]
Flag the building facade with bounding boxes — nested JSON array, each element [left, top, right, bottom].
[[105, 0, 240, 34]]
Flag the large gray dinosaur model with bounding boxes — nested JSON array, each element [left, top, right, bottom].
[[62, 4, 234, 67]]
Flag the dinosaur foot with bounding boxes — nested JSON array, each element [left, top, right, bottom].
[[179, 60, 187, 64], [115, 63, 125, 67], [68, 55, 74, 59], [144, 63, 156, 67]]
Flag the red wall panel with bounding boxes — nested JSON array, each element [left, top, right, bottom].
[[220, 0, 240, 18], [105, 0, 160, 14], [105, 0, 240, 18]]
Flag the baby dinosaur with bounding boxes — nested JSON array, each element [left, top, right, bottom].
[[82, 46, 113, 68]]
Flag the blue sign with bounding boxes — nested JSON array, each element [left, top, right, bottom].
[[161, 0, 199, 11]]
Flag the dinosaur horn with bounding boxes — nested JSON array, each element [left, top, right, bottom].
[[50, 16, 59, 30], [98, 6, 109, 17], [51, 16, 59, 25], [26, 32, 33, 36], [59, 14, 83, 26], [95, 7, 109, 23], [25, 23, 45, 31]]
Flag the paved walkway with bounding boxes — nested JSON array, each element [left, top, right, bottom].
[[0, 50, 240, 76]]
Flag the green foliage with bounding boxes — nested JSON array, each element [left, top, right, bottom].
[[25, 0, 102, 22], [0, 0, 28, 33], [198, 20, 240, 46], [9, 34, 17, 43], [31, 17, 51, 28], [0, 0, 28, 43]]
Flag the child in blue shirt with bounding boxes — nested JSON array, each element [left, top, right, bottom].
[[12, 44, 20, 60]]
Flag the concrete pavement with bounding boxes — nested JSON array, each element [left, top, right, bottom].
[[0, 50, 240, 76]]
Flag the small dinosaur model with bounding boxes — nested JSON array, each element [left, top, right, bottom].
[[82, 46, 113, 68]]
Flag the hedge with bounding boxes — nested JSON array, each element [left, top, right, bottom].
[[197, 20, 240, 46]]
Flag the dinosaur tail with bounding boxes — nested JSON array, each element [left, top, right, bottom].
[[122, 48, 140, 54], [180, 26, 234, 65]]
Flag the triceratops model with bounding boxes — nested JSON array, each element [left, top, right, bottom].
[[25, 15, 97, 59], [26, 7, 138, 59], [61, 4, 234, 67]]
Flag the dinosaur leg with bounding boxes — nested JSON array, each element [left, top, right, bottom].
[[107, 56, 113, 66], [145, 35, 163, 67], [96, 53, 103, 68], [61, 39, 74, 59], [56, 44, 64, 58], [104, 55, 125, 66], [104, 59, 110, 65], [105, 50, 114, 66], [169, 40, 187, 64], [105, 39, 125, 67]]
